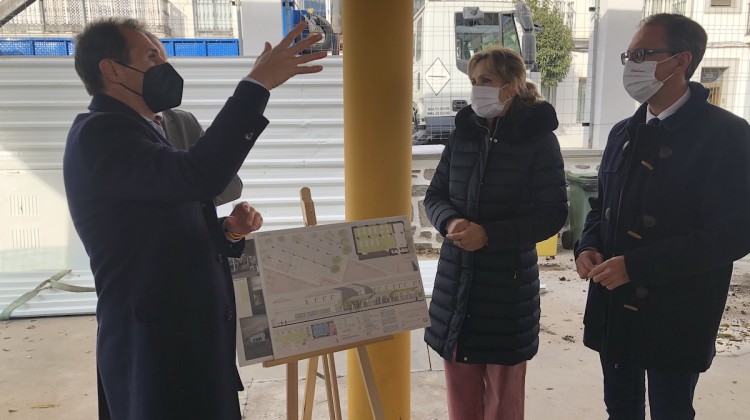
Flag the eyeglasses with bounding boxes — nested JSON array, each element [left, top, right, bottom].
[[620, 48, 680, 65]]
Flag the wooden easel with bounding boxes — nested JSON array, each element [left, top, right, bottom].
[[261, 187, 387, 420]]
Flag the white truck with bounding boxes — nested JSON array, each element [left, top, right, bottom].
[[412, 0, 537, 144]]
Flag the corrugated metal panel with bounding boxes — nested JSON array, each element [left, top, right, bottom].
[[0, 56, 348, 317]]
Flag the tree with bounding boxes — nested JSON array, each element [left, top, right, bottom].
[[527, 0, 575, 87]]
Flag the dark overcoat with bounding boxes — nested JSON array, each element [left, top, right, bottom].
[[576, 82, 750, 372], [424, 100, 568, 365], [64, 81, 269, 419], [161, 108, 243, 206]]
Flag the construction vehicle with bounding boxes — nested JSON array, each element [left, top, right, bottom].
[[281, 1, 338, 54], [412, 1, 537, 145]]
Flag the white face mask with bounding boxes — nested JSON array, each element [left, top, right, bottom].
[[622, 54, 677, 103], [470, 84, 509, 118]]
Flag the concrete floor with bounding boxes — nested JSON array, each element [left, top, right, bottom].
[[2, 250, 750, 419]]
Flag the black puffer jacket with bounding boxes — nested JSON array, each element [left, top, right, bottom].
[[424, 100, 567, 365]]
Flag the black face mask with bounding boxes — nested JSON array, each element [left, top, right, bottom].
[[115, 61, 184, 113]]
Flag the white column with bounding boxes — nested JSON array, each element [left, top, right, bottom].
[[589, 0, 642, 149], [239, 0, 283, 56]]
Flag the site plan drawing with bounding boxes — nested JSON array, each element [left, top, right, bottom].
[[232, 216, 429, 364], [230, 239, 274, 366]]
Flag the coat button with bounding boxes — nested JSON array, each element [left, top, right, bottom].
[[463, 356, 468, 362], [226, 310, 234, 321], [642, 215, 656, 228], [658, 146, 673, 158], [217, 253, 225, 263], [244, 132, 255, 141]]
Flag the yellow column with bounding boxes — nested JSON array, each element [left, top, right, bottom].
[[343, 0, 413, 418]]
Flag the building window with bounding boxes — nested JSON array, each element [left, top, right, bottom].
[[646, 0, 667, 15], [577, 77, 587, 123], [553, 1, 575, 28], [700, 67, 728, 107], [671, 0, 687, 14], [194, 0, 233, 36], [704, 0, 740, 13]]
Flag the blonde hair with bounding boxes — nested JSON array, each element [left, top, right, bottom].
[[467, 46, 543, 106]]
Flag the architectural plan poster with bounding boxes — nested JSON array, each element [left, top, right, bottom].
[[237, 216, 429, 362], [230, 239, 274, 366]]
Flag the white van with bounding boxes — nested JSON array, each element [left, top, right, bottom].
[[412, 0, 535, 144]]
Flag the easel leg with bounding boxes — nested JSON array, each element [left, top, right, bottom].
[[356, 347, 385, 420], [327, 353, 342, 420], [322, 355, 336, 418], [302, 356, 319, 420], [287, 362, 299, 420]]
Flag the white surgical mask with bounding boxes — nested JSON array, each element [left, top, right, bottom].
[[622, 55, 677, 103], [471, 84, 509, 118]]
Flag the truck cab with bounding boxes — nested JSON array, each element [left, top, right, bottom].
[[412, 0, 534, 145]]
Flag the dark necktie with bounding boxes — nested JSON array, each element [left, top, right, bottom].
[[647, 117, 661, 126]]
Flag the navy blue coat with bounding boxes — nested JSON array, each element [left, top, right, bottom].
[[424, 101, 568, 365], [576, 82, 750, 373], [64, 81, 270, 419]]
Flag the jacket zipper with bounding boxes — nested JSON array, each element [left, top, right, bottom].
[[474, 118, 499, 199], [452, 118, 499, 359]]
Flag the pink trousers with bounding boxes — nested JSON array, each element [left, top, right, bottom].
[[443, 355, 527, 420]]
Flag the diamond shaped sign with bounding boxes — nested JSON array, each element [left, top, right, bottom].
[[425, 58, 451, 96]]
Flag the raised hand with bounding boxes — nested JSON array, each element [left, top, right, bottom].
[[248, 21, 327, 89]]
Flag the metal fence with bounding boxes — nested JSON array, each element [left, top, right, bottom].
[[0, 0, 237, 38]]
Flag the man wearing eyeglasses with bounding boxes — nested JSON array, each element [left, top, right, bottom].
[[574, 13, 750, 420]]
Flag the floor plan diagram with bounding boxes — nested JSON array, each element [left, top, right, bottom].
[[236, 216, 429, 361]]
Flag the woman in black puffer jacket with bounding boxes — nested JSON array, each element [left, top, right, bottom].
[[424, 47, 567, 420]]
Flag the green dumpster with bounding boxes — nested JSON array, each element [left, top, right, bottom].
[[561, 171, 599, 250]]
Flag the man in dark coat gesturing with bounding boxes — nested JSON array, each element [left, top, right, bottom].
[[575, 14, 750, 420], [63, 18, 324, 419]]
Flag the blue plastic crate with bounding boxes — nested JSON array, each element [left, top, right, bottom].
[[160, 40, 175, 57], [33, 39, 72, 56], [173, 40, 206, 56], [206, 40, 239, 56], [167, 38, 239, 57], [0, 39, 33, 55], [0, 37, 237, 57]]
